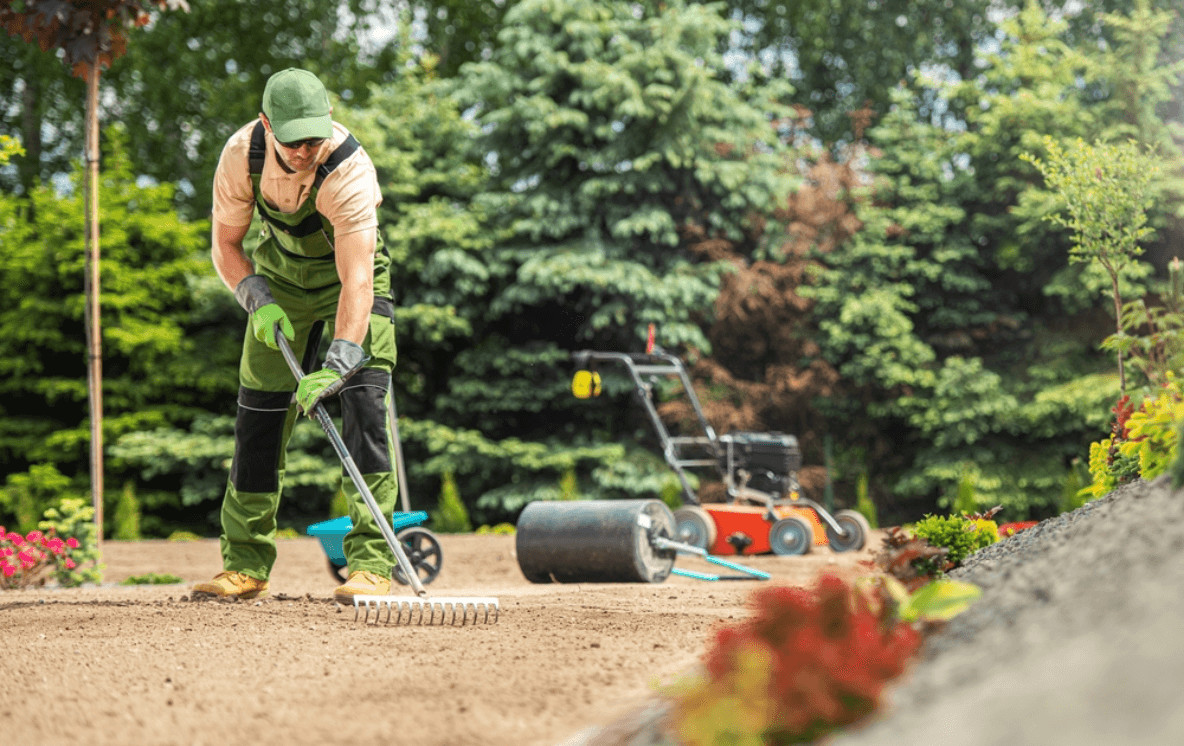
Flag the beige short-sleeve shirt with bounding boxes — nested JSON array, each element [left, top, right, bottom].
[[211, 120, 382, 236]]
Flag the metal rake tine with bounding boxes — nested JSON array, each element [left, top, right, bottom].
[[352, 596, 500, 625]]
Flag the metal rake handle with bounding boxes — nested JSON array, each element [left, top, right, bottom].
[[275, 328, 429, 598]]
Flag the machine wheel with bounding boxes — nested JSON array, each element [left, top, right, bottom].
[[673, 506, 717, 550], [768, 515, 814, 556], [393, 527, 443, 586], [826, 509, 870, 552]]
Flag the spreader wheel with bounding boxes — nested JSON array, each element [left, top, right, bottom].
[[768, 515, 814, 556], [826, 509, 870, 552], [673, 505, 717, 550], [393, 527, 443, 586]]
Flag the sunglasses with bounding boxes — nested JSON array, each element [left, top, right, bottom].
[[277, 137, 326, 150]]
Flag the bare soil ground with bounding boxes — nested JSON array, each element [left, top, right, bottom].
[[1, 529, 884, 746]]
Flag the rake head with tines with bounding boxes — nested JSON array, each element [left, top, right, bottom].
[[355, 595, 500, 625], [276, 329, 500, 626]]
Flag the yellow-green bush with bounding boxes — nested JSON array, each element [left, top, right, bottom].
[[1118, 385, 1184, 480], [1083, 377, 1184, 499], [912, 513, 998, 570]]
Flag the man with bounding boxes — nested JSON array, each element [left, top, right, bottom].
[[192, 68, 398, 604]]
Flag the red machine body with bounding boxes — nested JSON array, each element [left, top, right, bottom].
[[702, 503, 828, 555]]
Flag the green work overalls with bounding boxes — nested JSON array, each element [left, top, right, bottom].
[[220, 121, 398, 581]]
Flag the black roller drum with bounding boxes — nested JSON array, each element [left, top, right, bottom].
[[515, 499, 677, 583]]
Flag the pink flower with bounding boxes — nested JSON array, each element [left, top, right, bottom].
[[5, 532, 23, 545], [46, 537, 65, 554], [2, 563, 15, 578], [64, 559, 76, 570], [25, 530, 42, 543], [66, 537, 80, 549], [18, 549, 35, 564]]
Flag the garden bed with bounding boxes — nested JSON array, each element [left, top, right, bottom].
[[1, 523, 880, 745], [6, 478, 1179, 745]]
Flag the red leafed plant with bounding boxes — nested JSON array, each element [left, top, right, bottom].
[[867, 525, 952, 591], [669, 574, 922, 745], [997, 521, 1038, 538], [1112, 394, 1136, 440]]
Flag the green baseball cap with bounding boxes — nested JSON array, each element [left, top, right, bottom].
[[262, 68, 332, 143]]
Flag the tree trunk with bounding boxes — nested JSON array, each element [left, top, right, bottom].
[[84, 64, 104, 545], [19, 72, 41, 196], [1111, 271, 1126, 396]]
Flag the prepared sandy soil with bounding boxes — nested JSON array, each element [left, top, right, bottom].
[[11, 477, 1183, 746], [1, 525, 884, 746]]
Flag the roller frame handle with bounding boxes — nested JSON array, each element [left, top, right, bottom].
[[652, 535, 771, 581], [275, 327, 428, 598]]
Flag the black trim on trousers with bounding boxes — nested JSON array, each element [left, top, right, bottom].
[[230, 388, 293, 493], [339, 368, 391, 474]]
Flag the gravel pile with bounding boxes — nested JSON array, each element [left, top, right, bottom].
[[836, 476, 1184, 745]]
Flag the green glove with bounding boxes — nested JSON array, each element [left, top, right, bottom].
[[250, 303, 295, 350], [234, 275, 294, 351], [296, 338, 368, 415], [296, 367, 343, 415]]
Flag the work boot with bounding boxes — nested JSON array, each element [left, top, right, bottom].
[[191, 571, 269, 600], [334, 570, 391, 604]]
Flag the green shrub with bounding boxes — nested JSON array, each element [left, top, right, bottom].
[[167, 530, 202, 542], [854, 473, 878, 529], [1058, 462, 1089, 514], [112, 481, 142, 541], [952, 471, 977, 515], [329, 485, 348, 519], [558, 468, 579, 501], [2, 464, 87, 534], [431, 471, 472, 533], [476, 523, 516, 535], [120, 573, 183, 585], [912, 513, 998, 570]]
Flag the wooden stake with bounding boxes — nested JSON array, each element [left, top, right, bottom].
[[83, 63, 104, 546]]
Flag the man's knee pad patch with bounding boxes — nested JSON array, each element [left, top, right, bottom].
[[340, 369, 391, 474], [231, 388, 292, 493]]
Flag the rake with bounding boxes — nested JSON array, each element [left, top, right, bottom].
[[277, 329, 499, 625]]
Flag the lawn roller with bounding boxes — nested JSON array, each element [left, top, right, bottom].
[[570, 348, 870, 557], [515, 499, 770, 583], [277, 328, 497, 625], [306, 511, 442, 587]]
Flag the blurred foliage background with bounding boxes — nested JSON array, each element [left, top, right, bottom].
[[1, 0, 1181, 536]]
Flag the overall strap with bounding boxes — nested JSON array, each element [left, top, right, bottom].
[[314, 134, 360, 189], [247, 128, 364, 254], [248, 120, 267, 175]]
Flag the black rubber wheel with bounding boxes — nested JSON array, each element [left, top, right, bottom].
[[826, 509, 870, 553], [673, 506, 717, 550], [768, 515, 814, 556], [393, 527, 443, 586]]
